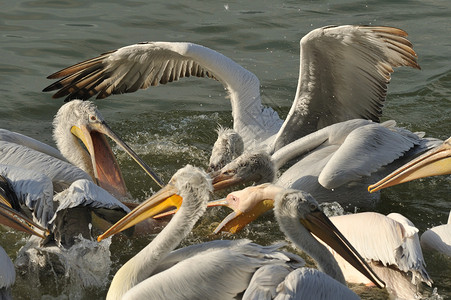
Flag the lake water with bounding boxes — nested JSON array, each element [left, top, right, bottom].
[[1, 0, 450, 299]]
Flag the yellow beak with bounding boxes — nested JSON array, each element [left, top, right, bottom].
[[369, 137, 451, 192], [97, 184, 182, 241]]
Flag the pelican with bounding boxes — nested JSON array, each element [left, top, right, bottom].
[[43, 25, 419, 154], [421, 211, 451, 257], [0, 164, 132, 245], [0, 100, 163, 199], [368, 137, 451, 257], [209, 183, 433, 299], [0, 164, 144, 293], [97, 165, 383, 299], [209, 119, 442, 208]]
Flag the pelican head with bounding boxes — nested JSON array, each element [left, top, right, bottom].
[[53, 100, 163, 199], [208, 127, 244, 172], [369, 137, 451, 192], [209, 183, 277, 234], [209, 183, 385, 288], [210, 151, 275, 191], [98, 165, 211, 241]]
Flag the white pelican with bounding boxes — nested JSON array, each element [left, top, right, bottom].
[[210, 119, 442, 208], [368, 137, 451, 257], [0, 164, 130, 247], [43, 25, 419, 154], [97, 165, 383, 299], [421, 211, 451, 257], [0, 100, 163, 198], [209, 183, 433, 299], [0, 164, 142, 292]]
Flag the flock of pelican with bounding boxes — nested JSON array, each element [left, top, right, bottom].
[[0, 24, 450, 299]]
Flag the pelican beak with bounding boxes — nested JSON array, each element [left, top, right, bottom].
[[209, 198, 274, 234], [368, 137, 451, 193], [152, 208, 178, 219], [210, 170, 242, 191], [71, 120, 164, 198], [301, 210, 385, 289], [97, 183, 182, 241], [0, 203, 49, 239]]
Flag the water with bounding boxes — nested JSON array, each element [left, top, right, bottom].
[[1, 0, 450, 299]]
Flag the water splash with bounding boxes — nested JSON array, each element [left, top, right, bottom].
[[319, 201, 346, 217], [14, 235, 112, 299]]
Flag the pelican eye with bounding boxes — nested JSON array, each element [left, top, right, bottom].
[[90, 115, 97, 121], [308, 202, 317, 211], [227, 194, 237, 203], [223, 170, 232, 176]]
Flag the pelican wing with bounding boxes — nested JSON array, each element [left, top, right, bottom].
[[387, 213, 432, 285], [318, 121, 421, 189], [330, 212, 431, 285], [0, 141, 92, 192], [154, 239, 303, 276], [44, 42, 282, 147], [51, 179, 130, 223], [44, 42, 218, 100], [243, 264, 293, 300], [0, 165, 54, 227], [0, 129, 66, 162], [0, 246, 15, 290], [152, 239, 251, 275], [124, 241, 298, 300], [274, 25, 420, 149], [275, 268, 360, 300]]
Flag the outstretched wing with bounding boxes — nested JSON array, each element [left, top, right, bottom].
[[273, 25, 420, 150], [44, 41, 283, 147], [43, 42, 251, 101], [43, 42, 220, 101]]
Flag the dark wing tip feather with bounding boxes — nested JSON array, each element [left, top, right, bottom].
[[370, 26, 408, 37]]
